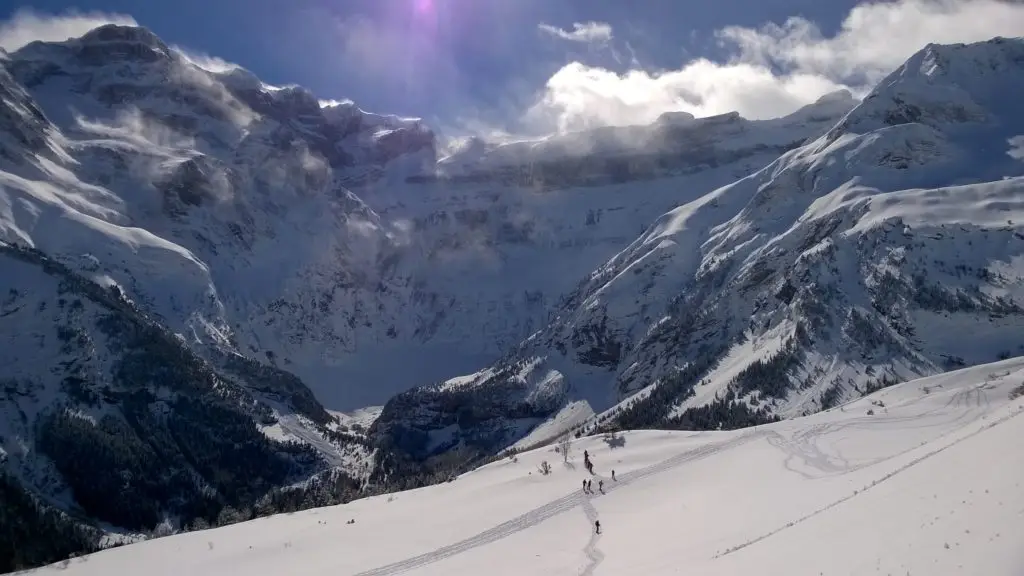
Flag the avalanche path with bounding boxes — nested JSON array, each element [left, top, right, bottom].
[[276, 413, 346, 468]]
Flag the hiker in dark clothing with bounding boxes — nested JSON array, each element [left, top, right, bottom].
[[586, 479, 592, 493], [611, 470, 616, 481], [582, 479, 588, 493], [594, 520, 601, 534], [598, 480, 604, 493]]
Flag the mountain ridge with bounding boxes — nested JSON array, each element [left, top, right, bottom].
[[371, 35, 1024, 466]]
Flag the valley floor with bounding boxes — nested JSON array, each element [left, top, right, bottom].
[[21, 359, 1024, 576]]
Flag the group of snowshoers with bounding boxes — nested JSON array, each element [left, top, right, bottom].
[[582, 450, 616, 481], [581, 478, 603, 494], [581, 450, 617, 534]]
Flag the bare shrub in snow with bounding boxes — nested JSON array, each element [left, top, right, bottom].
[[1010, 383, 1024, 400], [151, 518, 177, 538], [558, 433, 571, 462]]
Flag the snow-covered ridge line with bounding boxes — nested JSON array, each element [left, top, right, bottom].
[[435, 89, 858, 179]]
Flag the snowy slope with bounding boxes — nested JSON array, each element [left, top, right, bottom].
[[378, 37, 1024, 457], [20, 357, 1024, 576]]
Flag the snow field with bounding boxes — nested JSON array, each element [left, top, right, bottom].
[[19, 357, 1024, 576]]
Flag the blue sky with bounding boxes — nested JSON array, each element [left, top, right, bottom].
[[0, 0, 1022, 138]]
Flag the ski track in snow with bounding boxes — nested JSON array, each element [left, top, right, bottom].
[[353, 379, 1014, 575], [717, 388, 1022, 558], [766, 381, 994, 479], [350, 433, 758, 576]]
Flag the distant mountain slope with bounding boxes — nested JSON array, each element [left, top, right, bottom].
[[372, 37, 1024, 469], [0, 242, 370, 563], [434, 89, 856, 187]]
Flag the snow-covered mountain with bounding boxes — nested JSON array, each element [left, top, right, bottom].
[[433, 89, 855, 185], [17, 357, 1024, 575], [0, 22, 858, 415], [5, 22, 1024, 569], [0, 22, 857, 554], [372, 37, 1024, 468], [2, 25, 438, 410]]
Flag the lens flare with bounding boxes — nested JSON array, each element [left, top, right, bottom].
[[414, 0, 433, 15]]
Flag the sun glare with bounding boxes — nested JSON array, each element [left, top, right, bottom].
[[414, 0, 433, 15]]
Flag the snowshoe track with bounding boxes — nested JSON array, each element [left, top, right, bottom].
[[353, 380, 1018, 575], [580, 494, 604, 576], [716, 396, 1023, 558], [351, 432, 757, 575]]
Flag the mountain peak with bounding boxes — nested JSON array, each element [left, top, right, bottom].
[[815, 89, 855, 105], [908, 35, 1024, 84], [12, 23, 172, 69], [824, 36, 1024, 143], [77, 24, 168, 51], [655, 110, 697, 125]]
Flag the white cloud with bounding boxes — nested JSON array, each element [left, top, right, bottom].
[[720, 0, 1024, 83], [0, 8, 136, 52], [524, 60, 845, 133], [526, 0, 1024, 134], [538, 21, 613, 44], [1009, 136, 1024, 161], [172, 46, 240, 74]]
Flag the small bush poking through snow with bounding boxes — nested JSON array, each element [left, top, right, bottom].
[[538, 461, 552, 475], [1010, 383, 1024, 400], [558, 433, 571, 463]]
